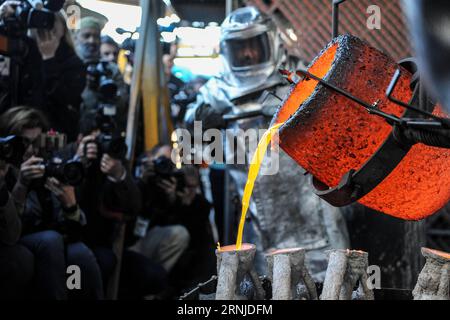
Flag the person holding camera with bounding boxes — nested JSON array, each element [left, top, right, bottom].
[[101, 35, 120, 64], [131, 145, 191, 274], [0, 158, 35, 299], [63, 118, 168, 299], [0, 106, 104, 300], [74, 17, 129, 135], [133, 145, 215, 289], [131, 144, 216, 290], [0, 2, 86, 142]]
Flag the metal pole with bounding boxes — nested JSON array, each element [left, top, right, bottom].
[[226, 0, 233, 17], [223, 131, 231, 245], [125, 0, 150, 163], [219, 0, 233, 245], [141, 0, 163, 151], [332, 0, 347, 39]]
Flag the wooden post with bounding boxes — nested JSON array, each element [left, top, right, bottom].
[[266, 248, 317, 300], [215, 244, 265, 300], [321, 249, 374, 300], [413, 248, 450, 300]]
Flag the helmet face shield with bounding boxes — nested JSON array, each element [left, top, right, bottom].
[[222, 33, 272, 68], [218, 6, 285, 92]]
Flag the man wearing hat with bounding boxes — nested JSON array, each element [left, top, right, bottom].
[[75, 17, 104, 62], [75, 17, 129, 134]]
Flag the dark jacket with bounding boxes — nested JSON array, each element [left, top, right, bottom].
[[80, 164, 142, 247], [1, 39, 86, 142], [81, 62, 129, 134], [137, 177, 211, 235], [4, 168, 86, 242], [60, 143, 142, 247], [137, 177, 179, 227], [0, 182, 21, 245]]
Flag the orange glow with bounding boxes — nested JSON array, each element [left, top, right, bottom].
[[424, 248, 450, 260], [217, 244, 254, 253], [266, 248, 303, 255], [360, 107, 450, 220], [275, 44, 338, 125], [275, 35, 450, 220]]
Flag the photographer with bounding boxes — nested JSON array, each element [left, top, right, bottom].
[[67, 117, 168, 299], [132, 145, 216, 289], [0, 2, 86, 142], [0, 106, 103, 300], [101, 35, 119, 64], [131, 145, 190, 274], [0, 158, 34, 299], [75, 17, 129, 134]]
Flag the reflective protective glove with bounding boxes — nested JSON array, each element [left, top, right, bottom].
[[195, 104, 227, 130]]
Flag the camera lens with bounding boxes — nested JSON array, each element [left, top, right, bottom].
[[1, 142, 13, 159], [0, 136, 26, 166], [153, 157, 175, 176], [63, 162, 84, 186], [99, 79, 118, 100], [45, 161, 84, 186]]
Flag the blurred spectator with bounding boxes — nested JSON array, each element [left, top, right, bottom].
[[0, 106, 104, 300], [74, 17, 129, 134], [132, 144, 216, 290], [61, 116, 168, 299], [163, 52, 185, 101], [0, 5, 85, 142], [131, 145, 190, 273], [101, 35, 120, 64], [0, 159, 34, 299], [74, 17, 102, 62]]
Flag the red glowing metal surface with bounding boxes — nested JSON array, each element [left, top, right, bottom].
[[274, 34, 450, 220], [359, 107, 450, 220]]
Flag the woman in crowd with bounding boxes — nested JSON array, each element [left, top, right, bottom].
[[0, 158, 34, 299], [0, 106, 103, 300]]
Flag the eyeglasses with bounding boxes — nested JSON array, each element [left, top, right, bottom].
[[21, 136, 40, 150]]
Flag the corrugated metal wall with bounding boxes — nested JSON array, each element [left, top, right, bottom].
[[246, 0, 412, 63]]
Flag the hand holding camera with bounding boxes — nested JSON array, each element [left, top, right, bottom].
[[176, 187, 196, 207], [139, 157, 155, 183], [156, 177, 177, 205], [142, 155, 187, 204], [18, 156, 45, 187], [44, 177, 77, 208], [33, 28, 60, 60], [100, 154, 125, 181], [77, 135, 99, 161]]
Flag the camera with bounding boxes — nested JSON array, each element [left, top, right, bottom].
[[153, 156, 175, 178], [35, 131, 85, 186], [152, 156, 186, 191], [0, 0, 65, 55], [96, 133, 128, 160], [86, 61, 119, 102], [0, 135, 25, 165], [44, 158, 85, 186]]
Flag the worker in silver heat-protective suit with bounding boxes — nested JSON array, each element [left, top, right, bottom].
[[184, 6, 349, 281]]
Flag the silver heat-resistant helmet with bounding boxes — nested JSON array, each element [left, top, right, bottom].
[[219, 6, 284, 91]]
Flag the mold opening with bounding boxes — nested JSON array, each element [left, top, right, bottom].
[[217, 244, 255, 253]]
